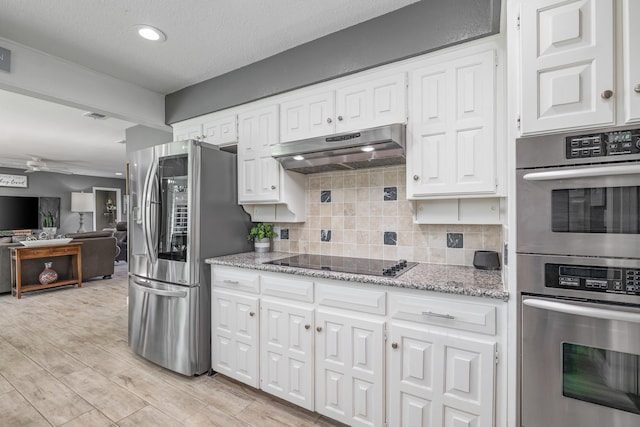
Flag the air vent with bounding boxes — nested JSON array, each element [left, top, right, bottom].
[[82, 111, 108, 120]]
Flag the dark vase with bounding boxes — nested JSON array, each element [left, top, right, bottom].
[[39, 262, 58, 285]]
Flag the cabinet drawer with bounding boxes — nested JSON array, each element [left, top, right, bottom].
[[212, 267, 260, 293], [317, 282, 386, 315], [21, 246, 79, 258], [261, 274, 314, 302], [389, 293, 496, 335]]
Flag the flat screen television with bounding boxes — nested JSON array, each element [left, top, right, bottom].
[[0, 196, 40, 231]]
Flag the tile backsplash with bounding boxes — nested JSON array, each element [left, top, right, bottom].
[[273, 165, 503, 267]]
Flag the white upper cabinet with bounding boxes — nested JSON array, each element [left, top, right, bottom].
[[172, 111, 238, 146], [519, 0, 614, 134], [237, 104, 281, 202], [280, 91, 335, 142], [408, 50, 497, 197], [335, 72, 407, 132], [280, 72, 407, 143], [623, 0, 640, 123]]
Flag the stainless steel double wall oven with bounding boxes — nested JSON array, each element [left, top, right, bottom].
[[516, 126, 640, 427]]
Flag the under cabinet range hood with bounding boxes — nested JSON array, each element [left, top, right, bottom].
[[272, 123, 406, 174]]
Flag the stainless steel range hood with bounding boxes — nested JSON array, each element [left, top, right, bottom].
[[271, 123, 406, 174]]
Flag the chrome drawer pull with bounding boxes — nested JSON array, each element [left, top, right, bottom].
[[422, 311, 455, 320], [223, 279, 239, 285]]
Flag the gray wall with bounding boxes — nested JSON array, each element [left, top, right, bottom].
[[125, 125, 173, 154], [166, 0, 501, 124], [0, 167, 125, 235]]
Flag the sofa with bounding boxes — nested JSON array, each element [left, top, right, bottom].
[[0, 231, 119, 294]]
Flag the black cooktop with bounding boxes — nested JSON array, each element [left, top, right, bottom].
[[265, 254, 417, 278]]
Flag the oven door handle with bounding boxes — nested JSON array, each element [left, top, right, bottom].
[[522, 164, 640, 181], [523, 298, 640, 323]]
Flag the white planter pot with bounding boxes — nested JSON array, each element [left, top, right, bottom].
[[254, 238, 271, 253], [42, 227, 57, 239]]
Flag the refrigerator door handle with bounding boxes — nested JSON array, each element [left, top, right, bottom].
[[131, 280, 187, 298], [142, 156, 159, 263]]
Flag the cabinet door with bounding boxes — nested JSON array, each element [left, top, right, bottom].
[[173, 122, 202, 141], [238, 105, 280, 155], [388, 322, 496, 427], [520, 0, 614, 134], [409, 51, 496, 197], [335, 73, 407, 132], [237, 105, 281, 203], [238, 153, 280, 203], [202, 114, 237, 145], [280, 91, 335, 142], [623, 0, 640, 123], [211, 289, 259, 387], [315, 308, 385, 427], [260, 298, 314, 410]]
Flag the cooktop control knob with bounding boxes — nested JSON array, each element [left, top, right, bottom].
[[399, 259, 407, 267]]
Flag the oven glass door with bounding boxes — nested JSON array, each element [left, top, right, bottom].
[[516, 165, 640, 258], [521, 296, 640, 427]]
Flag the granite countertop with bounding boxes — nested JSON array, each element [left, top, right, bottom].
[[206, 251, 508, 301]]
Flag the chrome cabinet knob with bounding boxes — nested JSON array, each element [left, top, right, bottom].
[[391, 342, 398, 349], [413, 175, 420, 181], [249, 311, 255, 317], [635, 84, 640, 94], [316, 326, 322, 332], [305, 324, 311, 330], [338, 115, 344, 121], [601, 90, 614, 99], [326, 118, 332, 124], [271, 185, 276, 190]]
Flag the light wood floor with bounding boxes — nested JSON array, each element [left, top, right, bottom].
[[0, 264, 345, 426]]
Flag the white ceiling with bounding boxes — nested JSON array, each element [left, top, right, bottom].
[[0, 0, 419, 94], [0, 0, 419, 178], [0, 90, 132, 178]]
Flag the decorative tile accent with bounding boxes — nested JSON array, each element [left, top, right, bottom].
[[447, 232, 464, 248], [384, 231, 397, 246], [383, 187, 397, 201], [321, 229, 332, 242], [280, 229, 289, 240], [321, 190, 332, 203]]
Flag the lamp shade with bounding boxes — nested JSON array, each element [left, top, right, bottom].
[[71, 192, 94, 213]]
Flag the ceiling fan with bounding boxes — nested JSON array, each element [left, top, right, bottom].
[[0, 156, 74, 174]]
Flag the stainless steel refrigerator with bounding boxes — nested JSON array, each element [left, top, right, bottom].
[[127, 140, 253, 376]]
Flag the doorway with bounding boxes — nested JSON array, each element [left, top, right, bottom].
[[93, 187, 121, 231]]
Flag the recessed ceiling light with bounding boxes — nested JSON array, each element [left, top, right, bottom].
[[293, 155, 305, 161], [115, 172, 123, 176], [361, 146, 375, 152], [134, 25, 166, 42]]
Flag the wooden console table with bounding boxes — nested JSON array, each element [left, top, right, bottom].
[[10, 242, 83, 299]]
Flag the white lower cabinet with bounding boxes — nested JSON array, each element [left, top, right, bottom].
[[388, 321, 496, 427], [315, 308, 385, 427], [210, 266, 503, 427], [260, 297, 315, 410], [211, 288, 259, 387]]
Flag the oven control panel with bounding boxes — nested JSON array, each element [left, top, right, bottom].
[[545, 263, 640, 295], [565, 128, 640, 159]]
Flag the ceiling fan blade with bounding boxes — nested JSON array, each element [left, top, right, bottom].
[[48, 169, 73, 175]]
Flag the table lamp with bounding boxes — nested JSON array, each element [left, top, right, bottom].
[[71, 192, 94, 233]]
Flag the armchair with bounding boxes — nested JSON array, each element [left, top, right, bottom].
[[114, 221, 127, 262]]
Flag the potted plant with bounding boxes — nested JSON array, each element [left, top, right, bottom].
[[41, 211, 57, 238], [247, 223, 277, 253]]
